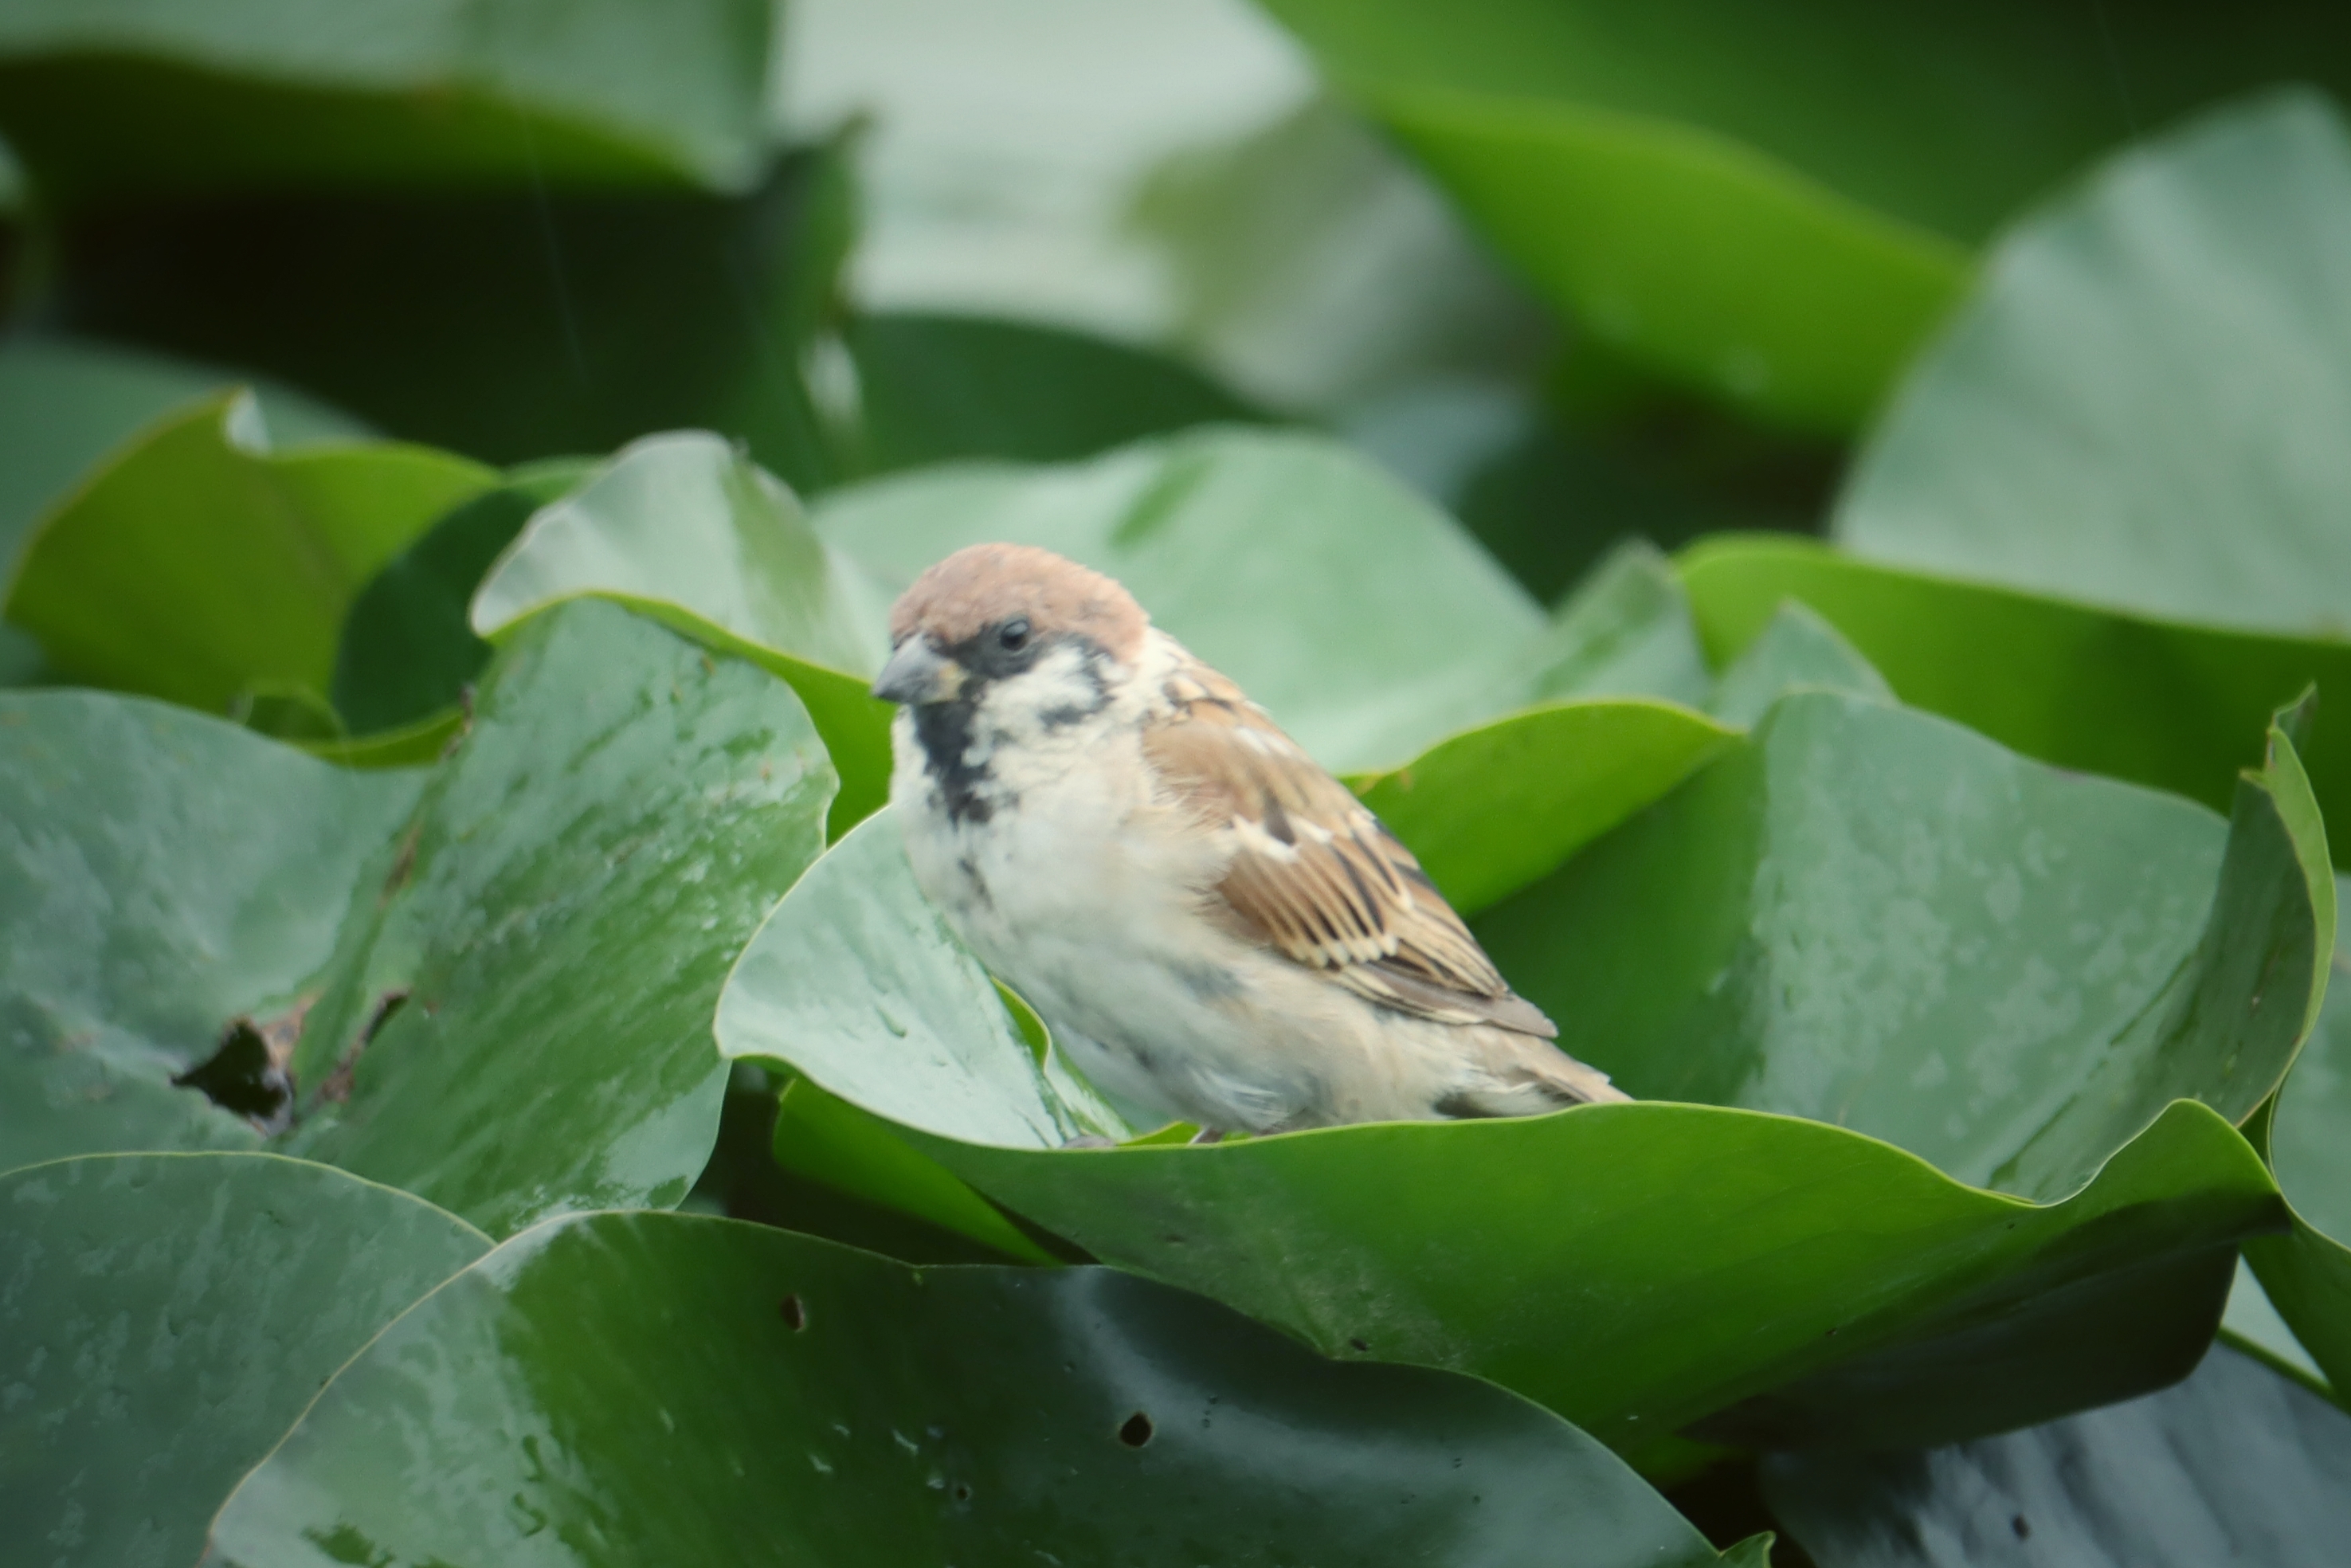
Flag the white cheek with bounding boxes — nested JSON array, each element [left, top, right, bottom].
[[977, 645, 1107, 747]]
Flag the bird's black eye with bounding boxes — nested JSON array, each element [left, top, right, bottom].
[[997, 617, 1031, 652]]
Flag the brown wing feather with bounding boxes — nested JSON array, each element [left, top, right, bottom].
[[1141, 656, 1556, 1039]]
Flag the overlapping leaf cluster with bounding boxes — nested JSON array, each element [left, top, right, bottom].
[[5, 4, 2351, 1563]]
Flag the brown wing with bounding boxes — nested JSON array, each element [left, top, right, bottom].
[[1141, 655, 1556, 1038]]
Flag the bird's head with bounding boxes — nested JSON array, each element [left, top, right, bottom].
[[872, 543, 1150, 727]]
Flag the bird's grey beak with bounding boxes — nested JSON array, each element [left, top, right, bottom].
[[872, 638, 963, 705]]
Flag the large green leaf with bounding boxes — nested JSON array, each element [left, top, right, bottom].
[[1475, 692, 2329, 1201], [814, 427, 1704, 771], [1679, 536, 2351, 862], [471, 431, 895, 836], [1836, 91, 2351, 638], [1761, 1344, 2351, 1566], [718, 812, 2290, 1454], [1256, 1, 2351, 430], [3, 599, 832, 1231], [0, 335, 366, 582], [0, 0, 774, 202], [49, 140, 854, 487], [329, 458, 598, 735], [284, 599, 834, 1236], [203, 1211, 1761, 1567], [846, 310, 1269, 474], [1376, 85, 1965, 433], [0, 1152, 488, 1568], [2247, 872, 2351, 1394], [0, 692, 424, 1170], [2, 393, 494, 715], [1353, 698, 1734, 915]]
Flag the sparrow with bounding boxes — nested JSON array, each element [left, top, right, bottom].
[[872, 543, 1626, 1138]]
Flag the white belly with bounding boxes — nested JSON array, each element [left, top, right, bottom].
[[889, 711, 1330, 1131]]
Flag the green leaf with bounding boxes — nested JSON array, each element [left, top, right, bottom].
[[1837, 91, 2351, 638], [1760, 1344, 2351, 1566], [471, 432, 895, 837], [1679, 535, 2351, 863], [0, 0, 776, 202], [1521, 538, 1716, 709], [0, 1151, 488, 1568], [1476, 692, 2330, 1201], [49, 141, 855, 488], [1705, 598, 1892, 727], [204, 1211, 1752, 1568], [3, 393, 495, 715], [1256, 1, 2351, 429], [1353, 699, 1734, 915], [1376, 85, 1965, 433], [815, 427, 1697, 771], [0, 335, 367, 582], [331, 458, 597, 735], [2247, 871, 2351, 1394], [285, 599, 835, 1236], [718, 807, 2287, 1452], [0, 691, 424, 1169], [846, 311, 1268, 474]]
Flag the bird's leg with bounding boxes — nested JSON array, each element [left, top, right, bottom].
[[1188, 1127, 1224, 1146]]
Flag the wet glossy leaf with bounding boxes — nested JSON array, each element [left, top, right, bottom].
[[3, 393, 494, 715], [0, 1151, 488, 1568], [1838, 92, 2351, 638], [0, 692, 424, 1169], [718, 809, 2288, 1453], [814, 428, 1699, 771], [1476, 693, 2330, 1201], [1761, 1344, 2351, 1567], [0, 0, 776, 202], [286, 599, 835, 1236], [2247, 872, 2351, 1394], [847, 310, 1268, 474], [204, 1211, 1756, 1568], [1679, 535, 2351, 863], [472, 432, 895, 835], [329, 458, 598, 735], [50, 142, 854, 487], [1258, 2, 2351, 429]]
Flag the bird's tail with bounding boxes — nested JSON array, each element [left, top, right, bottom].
[[1444, 1035, 1629, 1118]]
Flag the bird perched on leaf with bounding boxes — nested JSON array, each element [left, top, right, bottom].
[[872, 543, 1626, 1139]]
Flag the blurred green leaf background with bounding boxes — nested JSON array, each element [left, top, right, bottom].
[[5, 2, 2351, 1563]]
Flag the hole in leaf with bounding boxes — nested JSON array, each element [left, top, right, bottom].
[[174, 1018, 294, 1133], [953, 1483, 972, 1502], [779, 1294, 806, 1331], [1118, 1412, 1154, 1448]]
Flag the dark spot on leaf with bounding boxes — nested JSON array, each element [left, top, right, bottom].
[[362, 990, 409, 1045], [2012, 1515, 2031, 1540], [779, 1294, 806, 1331], [320, 990, 406, 1106], [953, 1482, 972, 1502], [382, 822, 424, 903], [1348, 1338, 1369, 1352], [1118, 1412, 1154, 1448], [174, 1017, 294, 1134]]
